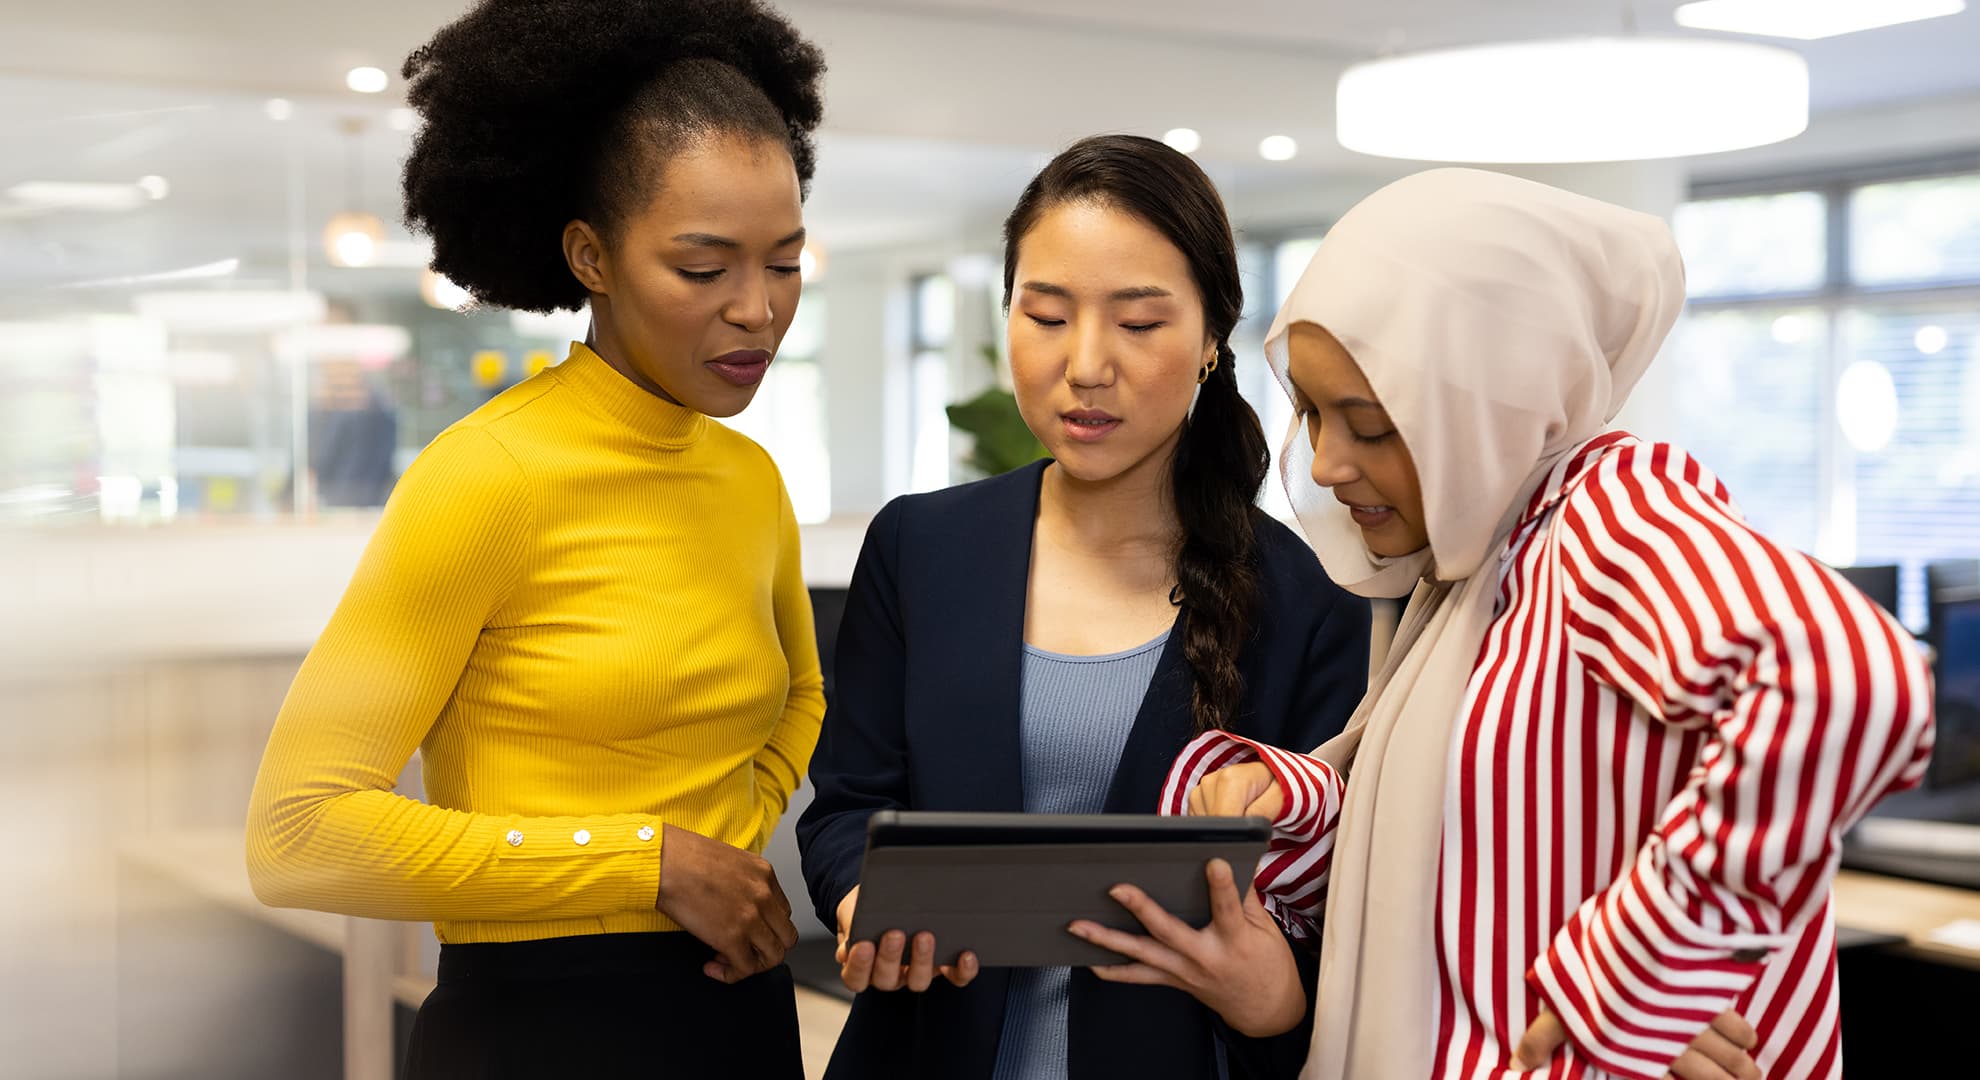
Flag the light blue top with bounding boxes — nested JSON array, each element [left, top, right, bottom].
[[989, 628, 1170, 1080]]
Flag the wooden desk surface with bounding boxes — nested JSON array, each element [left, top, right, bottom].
[[1833, 868, 1980, 971]]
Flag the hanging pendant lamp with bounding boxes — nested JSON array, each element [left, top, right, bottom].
[[1335, 36, 1810, 163], [324, 116, 386, 267]]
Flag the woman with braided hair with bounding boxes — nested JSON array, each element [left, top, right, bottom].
[[798, 134, 1371, 1080]]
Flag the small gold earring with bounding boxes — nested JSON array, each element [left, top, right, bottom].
[[1197, 355, 1219, 384]]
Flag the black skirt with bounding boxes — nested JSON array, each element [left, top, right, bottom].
[[404, 931, 803, 1079]]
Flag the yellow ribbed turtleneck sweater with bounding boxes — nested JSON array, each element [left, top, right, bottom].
[[246, 342, 824, 944]]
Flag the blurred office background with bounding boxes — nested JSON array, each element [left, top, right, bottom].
[[2, 2, 1978, 1077]]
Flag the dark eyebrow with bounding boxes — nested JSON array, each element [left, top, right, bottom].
[[1020, 281, 1173, 302], [672, 227, 807, 250], [1336, 397, 1386, 411]]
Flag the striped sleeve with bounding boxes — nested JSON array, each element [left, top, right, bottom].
[[1528, 442, 1936, 1080], [1160, 730, 1346, 940]]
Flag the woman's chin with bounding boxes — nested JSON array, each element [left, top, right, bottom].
[[1359, 525, 1429, 560], [1044, 443, 1114, 482]]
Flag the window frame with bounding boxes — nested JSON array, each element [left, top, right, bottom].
[[1683, 152, 1980, 626]]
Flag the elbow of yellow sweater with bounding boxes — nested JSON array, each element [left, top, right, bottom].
[[243, 784, 333, 911], [244, 808, 302, 909], [245, 851, 298, 910]]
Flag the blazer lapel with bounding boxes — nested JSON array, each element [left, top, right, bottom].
[[937, 462, 1047, 813], [1100, 616, 1192, 813]]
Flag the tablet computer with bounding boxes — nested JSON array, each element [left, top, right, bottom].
[[847, 810, 1271, 968]]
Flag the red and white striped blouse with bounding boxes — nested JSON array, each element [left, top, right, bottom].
[[1163, 433, 1935, 1080]]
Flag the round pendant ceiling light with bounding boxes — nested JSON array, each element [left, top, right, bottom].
[[1336, 37, 1809, 163]]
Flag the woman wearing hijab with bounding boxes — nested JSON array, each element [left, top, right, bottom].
[[1067, 168, 1935, 1080]]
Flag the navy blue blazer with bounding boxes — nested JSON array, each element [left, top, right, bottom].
[[796, 461, 1371, 1080]]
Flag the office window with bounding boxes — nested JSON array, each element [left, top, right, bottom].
[[1666, 307, 1827, 553], [907, 274, 954, 492], [1673, 190, 1827, 298], [1851, 174, 1980, 286], [1247, 236, 1327, 522], [1271, 237, 1324, 309], [1841, 306, 1980, 584], [1678, 167, 1980, 627]]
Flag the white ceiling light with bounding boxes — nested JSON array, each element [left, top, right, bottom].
[[136, 175, 170, 201], [1771, 314, 1809, 345], [323, 116, 390, 268], [1163, 128, 1202, 154], [346, 67, 389, 94], [324, 211, 385, 267], [264, 98, 294, 121], [1675, 0, 1965, 41], [420, 269, 473, 311], [798, 243, 828, 283], [1336, 37, 1808, 163], [1837, 360, 1900, 451], [1259, 135, 1298, 162], [1916, 325, 1950, 354]]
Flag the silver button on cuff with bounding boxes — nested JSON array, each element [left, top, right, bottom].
[[505, 829, 524, 847], [637, 825, 655, 842], [573, 829, 592, 847]]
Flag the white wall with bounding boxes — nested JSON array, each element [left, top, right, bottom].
[[817, 249, 899, 516], [813, 222, 1009, 515]]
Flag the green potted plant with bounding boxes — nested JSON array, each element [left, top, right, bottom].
[[944, 343, 1048, 477]]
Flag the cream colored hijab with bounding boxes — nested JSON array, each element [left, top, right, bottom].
[[1261, 168, 1686, 1079]]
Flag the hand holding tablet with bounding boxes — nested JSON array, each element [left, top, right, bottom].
[[1068, 856, 1309, 1038], [834, 883, 981, 993]]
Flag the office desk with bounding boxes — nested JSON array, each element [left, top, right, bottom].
[[119, 830, 414, 1080], [1833, 868, 1980, 971], [118, 829, 849, 1080], [1832, 869, 1980, 1075]]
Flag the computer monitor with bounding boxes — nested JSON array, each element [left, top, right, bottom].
[[1928, 559, 1980, 597], [1832, 564, 1901, 622], [1928, 593, 1980, 791], [1927, 560, 1980, 647]]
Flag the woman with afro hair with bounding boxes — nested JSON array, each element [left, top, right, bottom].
[[246, 2, 829, 1075]]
